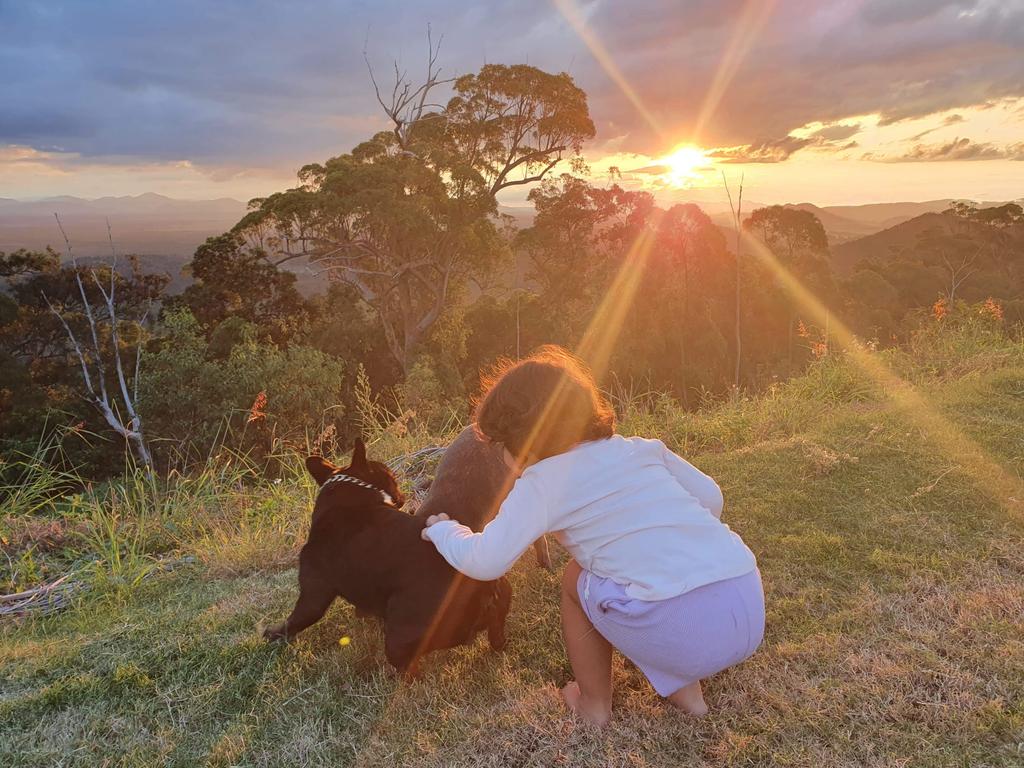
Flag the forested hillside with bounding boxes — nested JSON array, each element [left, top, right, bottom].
[[2, 183, 1022, 478], [1, 59, 1022, 486]]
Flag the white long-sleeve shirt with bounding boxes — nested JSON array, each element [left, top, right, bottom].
[[423, 434, 757, 601]]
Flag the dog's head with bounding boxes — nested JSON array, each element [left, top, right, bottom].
[[306, 438, 405, 509]]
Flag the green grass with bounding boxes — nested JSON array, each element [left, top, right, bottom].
[[2, 328, 1023, 767]]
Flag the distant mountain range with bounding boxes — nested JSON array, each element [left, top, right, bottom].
[[0, 194, 249, 292], [0, 193, 248, 259], [0, 192, 245, 215], [0, 192, 977, 259], [1, 192, 1016, 292], [781, 200, 957, 244]]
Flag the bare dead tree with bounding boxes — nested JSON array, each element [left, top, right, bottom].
[[364, 25, 452, 154], [364, 30, 591, 196], [43, 214, 153, 472], [723, 172, 745, 391], [941, 247, 980, 304]]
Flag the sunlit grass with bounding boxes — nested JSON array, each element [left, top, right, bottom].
[[738, 229, 1024, 518], [2, 327, 1022, 766]]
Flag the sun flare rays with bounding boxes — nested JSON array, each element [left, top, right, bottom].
[[355, 4, 1023, 748], [691, 0, 776, 145], [551, 0, 667, 140], [553, 0, 776, 154], [552, 0, 1021, 514]]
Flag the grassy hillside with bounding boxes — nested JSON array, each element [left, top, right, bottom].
[[2, 325, 1023, 767]]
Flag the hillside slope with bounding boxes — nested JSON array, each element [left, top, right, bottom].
[[812, 199, 955, 230], [709, 200, 959, 247], [782, 201, 962, 245], [828, 210, 1024, 276], [782, 203, 881, 244], [2, 327, 1022, 767]]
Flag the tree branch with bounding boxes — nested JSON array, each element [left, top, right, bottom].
[[490, 150, 566, 195], [55, 213, 111, 405], [43, 293, 97, 400]]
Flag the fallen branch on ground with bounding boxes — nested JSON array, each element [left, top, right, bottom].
[[0, 575, 86, 618], [0, 555, 196, 620]]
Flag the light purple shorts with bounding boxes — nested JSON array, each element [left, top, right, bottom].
[[578, 568, 765, 696]]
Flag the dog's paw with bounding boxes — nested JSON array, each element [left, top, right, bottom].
[[263, 625, 288, 642], [399, 663, 423, 683]]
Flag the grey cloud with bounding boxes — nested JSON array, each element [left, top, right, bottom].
[[708, 136, 814, 164], [0, 110, 93, 142], [0, 0, 572, 173], [581, 0, 1024, 152], [882, 136, 1014, 161], [627, 164, 670, 175], [703, 124, 857, 164], [1, 0, 1022, 176], [861, 0, 975, 27], [909, 112, 968, 140], [809, 123, 861, 141], [909, 115, 962, 143]]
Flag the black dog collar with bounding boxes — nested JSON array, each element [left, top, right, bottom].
[[320, 472, 394, 505]]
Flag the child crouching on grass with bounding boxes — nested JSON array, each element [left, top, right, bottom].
[[422, 345, 765, 727]]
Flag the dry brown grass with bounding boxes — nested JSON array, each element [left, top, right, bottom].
[[1, 345, 1022, 766]]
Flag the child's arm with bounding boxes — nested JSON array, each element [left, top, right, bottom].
[[660, 442, 724, 518], [422, 474, 549, 581]]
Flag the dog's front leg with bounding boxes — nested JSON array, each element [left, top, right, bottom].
[[383, 629, 424, 678]]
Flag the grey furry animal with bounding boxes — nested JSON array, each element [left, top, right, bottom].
[[415, 426, 552, 570]]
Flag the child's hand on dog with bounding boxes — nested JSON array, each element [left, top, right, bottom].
[[421, 513, 451, 539]]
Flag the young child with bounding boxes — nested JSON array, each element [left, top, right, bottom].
[[422, 346, 764, 726]]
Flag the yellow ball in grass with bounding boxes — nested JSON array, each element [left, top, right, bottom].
[[338, 636, 351, 647]]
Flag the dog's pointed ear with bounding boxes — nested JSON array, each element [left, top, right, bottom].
[[350, 438, 368, 470], [306, 455, 336, 486]]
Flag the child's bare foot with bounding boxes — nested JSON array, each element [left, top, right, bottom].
[[561, 681, 611, 727], [667, 680, 709, 717]]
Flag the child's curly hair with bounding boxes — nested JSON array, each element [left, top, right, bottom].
[[474, 345, 615, 461]]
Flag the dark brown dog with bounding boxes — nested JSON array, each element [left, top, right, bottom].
[[264, 439, 511, 674], [414, 426, 552, 569]]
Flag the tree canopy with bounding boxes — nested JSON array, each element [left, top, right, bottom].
[[229, 63, 595, 374]]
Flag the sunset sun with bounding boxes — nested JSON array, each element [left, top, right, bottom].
[[660, 144, 709, 186]]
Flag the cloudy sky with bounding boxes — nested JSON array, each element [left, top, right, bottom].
[[2, 0, 1022, 205]]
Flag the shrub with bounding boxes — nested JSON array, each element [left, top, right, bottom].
[[138, 309, 350, 470]]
